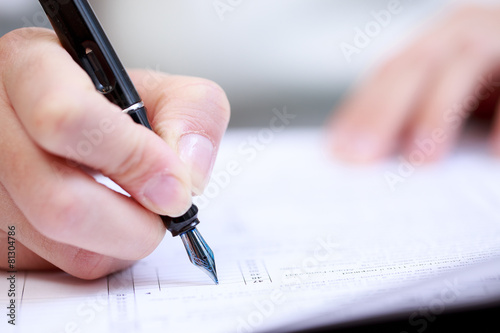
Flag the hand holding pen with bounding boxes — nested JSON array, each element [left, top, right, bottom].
[[0, 24, 229, 278]]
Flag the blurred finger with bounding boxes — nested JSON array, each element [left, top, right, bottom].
[[327, 38, 445, 163], [404, 30, 500, 162]]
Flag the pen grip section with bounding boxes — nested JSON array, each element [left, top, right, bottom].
[[80, 42, 115, 95], [162, 205, 200, 237]]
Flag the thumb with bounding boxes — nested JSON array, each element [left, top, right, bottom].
[[129, 71, 231, 195]]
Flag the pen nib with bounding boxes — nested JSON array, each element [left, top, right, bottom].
[[180, 228, 218, 284]]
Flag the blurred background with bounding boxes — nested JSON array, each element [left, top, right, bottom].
[[0, 0, 453, 127]]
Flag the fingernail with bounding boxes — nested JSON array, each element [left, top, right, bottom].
[[178, 134, 215, 195], [143, 172, 191, 215]]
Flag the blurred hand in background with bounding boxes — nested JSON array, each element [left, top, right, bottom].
[[328, 4, 500, 163]]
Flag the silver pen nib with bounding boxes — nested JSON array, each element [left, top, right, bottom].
[[180, 228, 218, 284]]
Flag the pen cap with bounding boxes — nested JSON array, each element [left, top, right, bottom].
[[38, 0, 142, 109], [162, 205, 200, 237]]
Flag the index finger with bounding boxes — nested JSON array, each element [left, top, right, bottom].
[[2, 28, 192, 217]]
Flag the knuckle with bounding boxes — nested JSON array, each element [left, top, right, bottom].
[[202, 79, 231, 124], [178, 112, 211, 133], [0, 31, 22, 56], [111, 131, 150, 182], [181, 78, 231, 126], [133, 218, 164, 260], [66, 249, 111, 280], [34, 185, 84, 240], [0, 28, 56, 63], [30, 91, 83, 148], [0, 31, 25, 67]]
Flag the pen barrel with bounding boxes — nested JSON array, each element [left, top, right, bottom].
[[39, 0, 142, 109], [39, 0, 202, 238], [126, 106, 153, 130]]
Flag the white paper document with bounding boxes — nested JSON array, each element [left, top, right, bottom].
[[1, 128, 500, 333]]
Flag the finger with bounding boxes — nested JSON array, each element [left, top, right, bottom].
[[0, 80, 165, 262], [2, 28, 191, 217], [0, 185, 134, 280], [0, 230, 134, 280], [0, 144, 166, 261], [129, 70, 231, 195], [0, 230, 55, 271], [327, 38, 444, 163], [326, 4, 499, 163], [404, 29, 500, 162]]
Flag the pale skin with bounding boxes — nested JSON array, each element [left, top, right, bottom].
[[0, 28, 230, 279], [328, 4, 500, 163], [2, 4, 500, 280]]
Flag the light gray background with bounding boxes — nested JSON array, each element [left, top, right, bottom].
[[0, 0, 456, 127]]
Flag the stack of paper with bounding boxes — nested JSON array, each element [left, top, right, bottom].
[[1, 127, 499, 333]]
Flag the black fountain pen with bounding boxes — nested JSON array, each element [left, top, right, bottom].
[[39, 0, 218, 284]]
